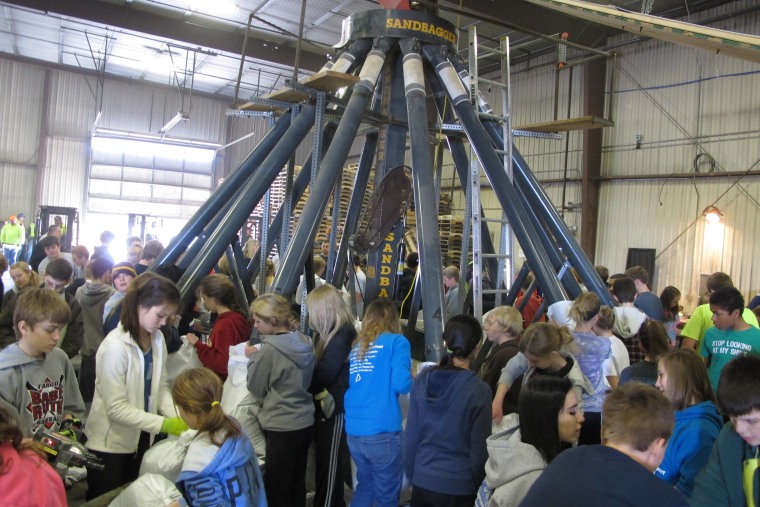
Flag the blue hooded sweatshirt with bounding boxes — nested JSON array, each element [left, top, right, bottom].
[[655, 401, 722, 497], [177, 434, 266, 507]]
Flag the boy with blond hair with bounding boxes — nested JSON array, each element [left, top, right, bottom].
[[0, 288, 84, 437], [520, 383, 688, 506], [478, 305, 523, 396]]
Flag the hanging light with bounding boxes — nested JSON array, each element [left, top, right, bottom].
[[703, 205, 722, 224]]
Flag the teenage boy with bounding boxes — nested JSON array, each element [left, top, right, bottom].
[[700, 287, 760, 391], [0, 288, 85, 437], [520, 383, 688, 507], [681, 272, 759, 354], [624, 266, 665, 322], [612, 277, 648, 364], [477, 305, 523, 397], [43, 258, 84, 359], [690, 355, 760, 506], [37, 235, 73, 279], [443, 265, 460, 322], [134, 239, 164, 275], [76, 258, 115, 402]]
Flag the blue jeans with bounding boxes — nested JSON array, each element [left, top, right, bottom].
[[347, 432, 403, 507], [3, 245, 19, 265]]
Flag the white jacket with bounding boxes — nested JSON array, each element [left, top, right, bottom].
[[85, 326, 176, 453]]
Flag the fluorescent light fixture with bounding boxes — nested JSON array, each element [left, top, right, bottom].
[[159, 111, 190, 135], [703, 205, 722, 224]]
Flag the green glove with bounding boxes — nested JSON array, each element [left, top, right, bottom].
[[161, 416, 189, 436]]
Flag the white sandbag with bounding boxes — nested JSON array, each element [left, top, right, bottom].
[[222, 342, 266, 467], [139, 430, 197, 482], [166, 336, 203, 383], [109, 473, 184, 507]]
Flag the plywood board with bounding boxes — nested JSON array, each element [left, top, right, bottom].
[[265, 70, 360, 103], [525, 0, 760, 64]]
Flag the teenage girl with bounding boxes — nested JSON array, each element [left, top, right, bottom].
[[172, 367, 265, 506], [568, 292, 614, 445], [491, 322, 593, 422], [591, 305, 630, 388], [306, 284, 357, 507], [344, 298, 412, 507], [85, 272, 188, 500], [654, 349, 722, 496], [0, 262, 41, 347], [660, 286, 683, 347], [482, 376, 584, 507], [404, 315, 492, 506], [186, 274, 251, 379], [0, 406, 67, 506], [8, 261, 40, 295], [247, 293, 315, 507]]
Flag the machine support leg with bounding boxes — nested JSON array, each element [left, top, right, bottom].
[[424, 44, 566, 305], [176, 105, 318, 303], [272, 37, 394, 299], [401, 39, 445, 362]]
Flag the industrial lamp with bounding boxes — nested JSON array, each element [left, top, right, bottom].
[[159, 111, 189, 135], [703, 205, 723, 224]]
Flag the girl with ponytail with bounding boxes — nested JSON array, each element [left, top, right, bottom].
[[172, 367, 265, 506], [404, 315, 492, 505]]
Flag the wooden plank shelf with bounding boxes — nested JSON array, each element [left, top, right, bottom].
[[516, 115, 614, 133], [240, 70, 360, 111]]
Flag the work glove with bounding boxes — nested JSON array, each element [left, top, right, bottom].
[[160, 416, 189, 436]]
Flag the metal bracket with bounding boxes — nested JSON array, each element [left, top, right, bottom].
[[226, 109, 277, 118], [513, 129, 564, 140]]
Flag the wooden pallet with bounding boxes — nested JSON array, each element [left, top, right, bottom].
[[240, 71, 360, 111]]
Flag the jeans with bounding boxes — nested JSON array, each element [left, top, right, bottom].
[[2, 245, 20, 265], [347, 432, 403, 507]]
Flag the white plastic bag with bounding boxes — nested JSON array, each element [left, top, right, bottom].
[[166, 335, 203, 383], [110, 473, 184, 507], [222, 342, 266, 467], [139, 430, 197, 482]]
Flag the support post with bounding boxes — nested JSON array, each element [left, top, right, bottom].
[[581, 57, 605, 262]]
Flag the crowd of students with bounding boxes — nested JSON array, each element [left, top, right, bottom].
[[1, 226, 760, 507]]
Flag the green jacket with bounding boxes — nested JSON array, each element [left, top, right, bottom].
[[689, 422, 759, 506], [0, 223, 24, 246]]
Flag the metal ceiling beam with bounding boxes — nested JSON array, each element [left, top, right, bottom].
[[2, 0, 328, 71], [430, 0, 613, 53]]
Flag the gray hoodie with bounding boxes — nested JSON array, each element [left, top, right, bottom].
[[613, 306, 648, 339], [76, 281, 115, 358], [247, 330, 315, 432], [0, 343, 85, 437], [484, 413, 546, 507]]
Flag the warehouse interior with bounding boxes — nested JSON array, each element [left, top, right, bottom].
[[1, 0, 759, 313]]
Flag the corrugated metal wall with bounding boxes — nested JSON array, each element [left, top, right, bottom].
[[438, 2, 760, 309], [0, 57, 232, 226]]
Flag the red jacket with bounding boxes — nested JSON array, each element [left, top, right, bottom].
[[515, 291, 546, 329], [193, 311, 252, 378], [0, 443, 67, 506]]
